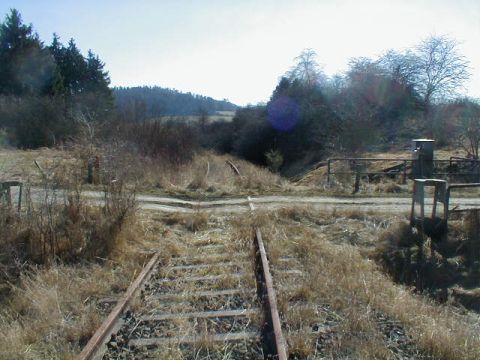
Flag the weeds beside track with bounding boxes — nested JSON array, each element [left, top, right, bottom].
[[78, 198, 288, 359]]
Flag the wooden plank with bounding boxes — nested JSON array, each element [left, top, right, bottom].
[[150, 288, 253, 300], [138, 308, 259, 322], [194, 243, 225, 249], [77, 252, 160, 360], [157, 273, 244, 283], [171, 253, 249, 264], [129, 331, 259, 347], [276, 269, 304, 275], [168, 262, 245, 271]]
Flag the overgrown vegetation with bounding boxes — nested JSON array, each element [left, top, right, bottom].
[[234, 207, 480, 359], [375, 213, 480, 311], [2, 8, 479, 181], [0, 213, 162, 359], [0, 142, 159, 358], [0, 161, 136, 292]]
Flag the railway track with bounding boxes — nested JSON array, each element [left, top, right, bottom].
[[78, 197, 289, 359], [77, 194, 428, 359]]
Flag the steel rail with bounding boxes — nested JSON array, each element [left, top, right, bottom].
[[248, 196, 288, 360], [77, 252, 160, 360]]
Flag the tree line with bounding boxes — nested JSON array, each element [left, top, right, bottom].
[[114, 86, 237, 121], [0, 9, 112, 148], [217, 38, 479, 175]]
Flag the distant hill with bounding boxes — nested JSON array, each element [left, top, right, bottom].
[[113, 86, 238, 120]]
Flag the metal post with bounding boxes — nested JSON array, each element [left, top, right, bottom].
[[410, 181, 416, 227], [353, 164, 360, 194], [6, 186, 11, 207], [87, 158, 93, 184], [475, 160, 480, 182], [402, 160, 407, 184], [17, 183, 23, 212], [469, 210, 480, 272], [418, 153, 424, 178], [432, 184, 438, 219], [327, 159, 331, 185]]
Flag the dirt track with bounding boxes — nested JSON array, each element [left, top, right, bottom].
[[19, 188, 478, 214], [81, 191, 480, 215]]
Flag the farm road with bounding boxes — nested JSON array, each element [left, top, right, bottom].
[[81, 191, 480, 214], [19, 188, 479, 214]]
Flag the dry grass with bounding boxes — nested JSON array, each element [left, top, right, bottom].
[[0, 143, 175, 359], [162, 211, 209, 232], [1, 147, 291, 196], [0, 211, 164, 359], [0, 147, 77, 184], [131, 151, 288, 195], [231, 207, 480, 359]]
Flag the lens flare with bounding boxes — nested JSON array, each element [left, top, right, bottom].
[[267, 96, 300, 132]]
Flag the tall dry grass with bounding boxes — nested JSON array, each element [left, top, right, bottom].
[[120, 151, 288, 195], [0, 213, 158, 359], [0, 144, 156, 359], [231, 208, 480, 359]]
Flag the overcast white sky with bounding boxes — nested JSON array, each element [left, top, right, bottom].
[[2, 0, 480, 105]]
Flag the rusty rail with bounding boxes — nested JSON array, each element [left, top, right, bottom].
[[77, 252, 160, 360], [248, 197, 288, 360]]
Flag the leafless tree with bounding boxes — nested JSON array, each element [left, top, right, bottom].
[[381, 36, 470, 105], [287, 49, 326, 87], [379, 50, 419, 87], [415, 35, 470, 105], [460, 116, 480, 159], [456, 100, 480, 159], [380, 35, 470, 136]]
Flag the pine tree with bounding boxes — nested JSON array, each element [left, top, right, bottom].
[[0, 9, 55, 95], [62, 38, 88, 95]]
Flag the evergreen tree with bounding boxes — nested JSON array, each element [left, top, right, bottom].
[[76, 50, 113, 118], [62, 38, 88, 95], [0, 9, 114, 148], [0, 9, 55, 96]]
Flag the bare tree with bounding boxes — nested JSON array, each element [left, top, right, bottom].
[[379, 50, 419, 87], [416, 36, 471, 136], [415, 35, 470, 105], [381, 36, 470, 104], [456, 100, 480, 159], [381, 35, 470, 136], [287, 49, 326, 87], [460, 115, 480, 159]]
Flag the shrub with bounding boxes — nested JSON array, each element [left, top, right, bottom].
[[125, 119, 198, 165], [0, 174, 136, 293], [265, 149, 284, 172]]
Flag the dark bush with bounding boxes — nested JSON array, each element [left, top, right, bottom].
[[126, 119, 199, 165], [11, 96, 75, 148]]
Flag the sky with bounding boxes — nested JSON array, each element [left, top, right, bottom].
[[1, 0, 480, 105]]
